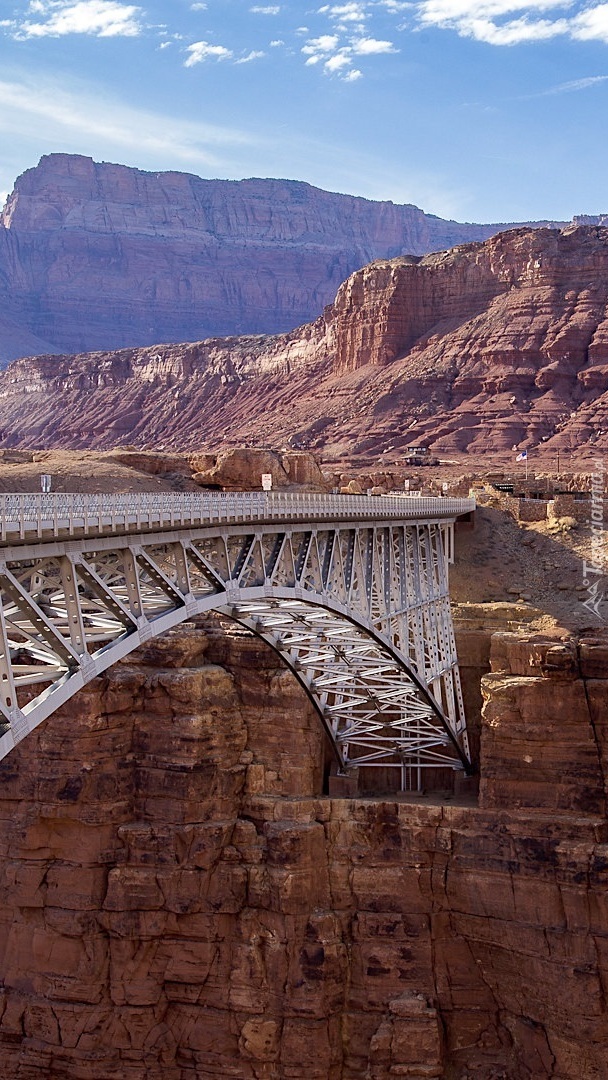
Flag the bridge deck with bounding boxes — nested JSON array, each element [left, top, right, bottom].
[[0, 491, 476, 544]]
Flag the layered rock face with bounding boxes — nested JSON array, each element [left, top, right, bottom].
[[1, 225, 608, 459], [0, 621, 607, 1078], [0, 153, 543, 366]]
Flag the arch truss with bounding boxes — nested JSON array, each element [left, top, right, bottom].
[[0, 498, 472, 785]]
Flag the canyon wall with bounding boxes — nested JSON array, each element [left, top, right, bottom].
[[0, 619, 607, 1079], [0, 153, 547, 366], [1, 225, 608, 460]]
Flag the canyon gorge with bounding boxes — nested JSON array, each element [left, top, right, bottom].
[[0, 612, 607, 1079], [0, 154, 607, 1080]]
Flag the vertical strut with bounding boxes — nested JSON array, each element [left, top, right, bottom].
[[60, 556, 87, 656]]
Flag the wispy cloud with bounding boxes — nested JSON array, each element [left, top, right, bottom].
[[319, 2, 369, 19], [250, 5, 281, 12], [378, 1, 411, 11], [184, 41, 269, 67], [13, 1, 143, 39], [235, 49, 266, 63], [351, 35, 397, 52], [0, 72, 256, 170], [537, 73, 608, 93]]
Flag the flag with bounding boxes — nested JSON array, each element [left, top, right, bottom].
[[516, 450, 528, 461]]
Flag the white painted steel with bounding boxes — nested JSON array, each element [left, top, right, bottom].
[[0, 492, 475, 788], [0, 492, 475, 542]]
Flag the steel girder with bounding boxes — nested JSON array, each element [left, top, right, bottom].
[[0, 519, 471, 783]]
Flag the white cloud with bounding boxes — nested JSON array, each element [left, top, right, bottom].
[[378, 1, 411, 11], [269, 38, 284, 44], [461, 14, 569, 43], [302, 33, 341, 58], [190, 2, 207, 9], [325, 50, 353, 68], [184, 40, 233, 66], [351, 35, 397, 51], [307, 1, 404, 78], [412, 0, 608, 46], [250, 5, 281, 12], [302, 16, 399, 78], [415, 0, 567, 22], [16, 1, 143, 39], [318, 2, 369, 20], [318, 2, 369, 32], [571, 2, 608, 42], [235, 49, 266, 62]]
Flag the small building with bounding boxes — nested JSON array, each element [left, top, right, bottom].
[[404, 446, 438, 466]]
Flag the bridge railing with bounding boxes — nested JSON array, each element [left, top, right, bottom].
[[0, 491, 476, 543]]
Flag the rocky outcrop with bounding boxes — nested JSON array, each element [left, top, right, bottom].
[[1, 225, 608, 461], [0, 620, 607, 1078], [480, 632, 608, 814], [0, 154, 558, 366], [190, 447, 329, 491]]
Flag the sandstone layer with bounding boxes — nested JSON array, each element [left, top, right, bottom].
[[1, 225, 608, 462], [0, 154, 552, 366], [0, 620, 607, 1079]]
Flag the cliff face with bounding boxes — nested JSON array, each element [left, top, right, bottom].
[[0, 225, 607, 459], [0, 620, 607, 1079], [328, 224, 608, 373], [0, 153, 544, 367]]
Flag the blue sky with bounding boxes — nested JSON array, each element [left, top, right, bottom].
[[0, 0, 606, 222]]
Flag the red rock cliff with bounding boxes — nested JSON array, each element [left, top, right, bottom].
[[0, 225, 607, 459], [0, 621, 607, 1078], [0, 153, 556, 365]]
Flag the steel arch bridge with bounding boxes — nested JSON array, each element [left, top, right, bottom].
[[0, 491, 475, 788]]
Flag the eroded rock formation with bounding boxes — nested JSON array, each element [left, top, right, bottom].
[[0, 153, 548, 366], [190, 447, 329, 491], [1, 225, 607, 461], [0, 620, 607, 1078]]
